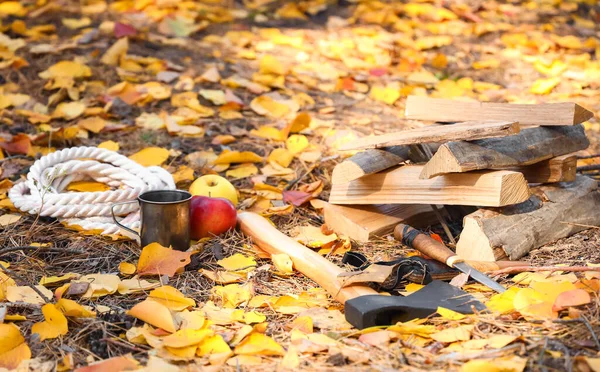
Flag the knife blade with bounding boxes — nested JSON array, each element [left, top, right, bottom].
[[453, 261, 506, 293], [394, 223, 507, 293]]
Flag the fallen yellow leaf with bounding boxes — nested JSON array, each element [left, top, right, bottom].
[[0, 214, 21, 226], [214, 150, 263, 164], [461, 356, 526, 372], [259, 55, 285, 75], [234, 332, 285, 356], [39, 61, 92, 79], [211, 283, 253, 308], [128, 147, 170, 167], [286, 134, 309, 154], [217, 253, 257, 272], [272, 253, 293, 274], [226, 164, 259, 179], [117, 277, 161, 295], [0, 323, 31, 370], [75, 274, 120, 298], [39, 273, 80, 287], [148, 285, 196, 311], [267, 148, 294, 168], [67, 181, 110, 192], [31, 304, 69, 341], [55, 299, 95, 318], [98, 140, 119, 151], [431, 325, 474, 343], [119, 262, 136, 276], [163, 329, 213, 348], [6, 286, 53, 305], [250, 95, 291, 118], [127, 299, 176, 333], [437, 306, 467, 321], [530, 77, 561, 95], [77, 117, 106, 133]]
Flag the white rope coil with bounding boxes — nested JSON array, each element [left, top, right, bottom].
[[8, 146, 175, 235]]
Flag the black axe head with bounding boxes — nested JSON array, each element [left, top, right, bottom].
[[344, 280, 486, 329]]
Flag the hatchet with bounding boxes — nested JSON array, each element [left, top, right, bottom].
[[237, 212, 485, 329]]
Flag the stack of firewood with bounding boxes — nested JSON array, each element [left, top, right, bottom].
[[326, 96, 600, 262]]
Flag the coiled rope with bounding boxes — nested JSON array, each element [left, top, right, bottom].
[[8, 146, 175, 234]]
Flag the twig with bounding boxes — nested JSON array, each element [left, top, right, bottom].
[[0, 261, 51, 303], [554, 316, 600, 351], [577, 154, 600, 159], [430, 205, 456, 245], [487, 266, 600, 276], [0, 246, 85, 258], [577, 164, 600, 172], [560, 221, 599, 229], [0, 155, 28, 164], [284, 154, 338, 191]]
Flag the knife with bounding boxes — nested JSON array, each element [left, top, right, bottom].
[[393, 224, 511, 293]]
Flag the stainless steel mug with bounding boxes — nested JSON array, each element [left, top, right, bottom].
[[112, 190, 192, 251]]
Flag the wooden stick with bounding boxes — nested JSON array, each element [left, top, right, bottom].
[[339, 120, 520, 151], [237, 212, 377, 303], [487, 266, 600, 276], [509, 154, 577, 184], [405, 96, 594, 126], [322, 202, 438, 242], [456, 176, 600, 261], [419, 125, 589, 179], [329, 165, 530, 208]]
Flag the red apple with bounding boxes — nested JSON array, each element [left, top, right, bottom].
[[189, 196, 237, 240]]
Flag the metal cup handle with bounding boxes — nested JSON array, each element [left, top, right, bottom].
[[111, 200, 140, 237]]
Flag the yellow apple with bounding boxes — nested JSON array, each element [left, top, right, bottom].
[[189, 175, 238, 205]]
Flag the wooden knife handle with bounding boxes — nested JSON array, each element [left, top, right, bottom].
[[394, 224, 456, 265], [237, 212, 378, 304]]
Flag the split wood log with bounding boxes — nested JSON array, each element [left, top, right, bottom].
[[456, 176, 600, 261], [405, 96, 594, 126], [419, 125, 589, 179], [329, 165, 531, 207], [339, 120, 519, 151], [331, 144, 437, 184], [510, 154, 577, 184], [322, 202, 438, 242], [332, 146, 408, 184]]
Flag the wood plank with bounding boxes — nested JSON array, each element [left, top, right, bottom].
[[456, 176, 600, 261], [322, 202, 437, 242], [405, 96, 594, 126], [510, 154, 577, 184], [339, 120, 519, 151], [419, 125, 589, 179], [329, 166, 531, 207]]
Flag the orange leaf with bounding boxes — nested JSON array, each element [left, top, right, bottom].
[[0, 323, 31, 370], [0, 134, 32, 155], [553, 289, 591, 311], [136, 242, 192, 277], [127, 299, 176, 333], [73, 354, 139, 372], [31, 304, 69, 341]]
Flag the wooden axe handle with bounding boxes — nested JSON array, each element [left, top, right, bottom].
[[237, 212, 378, 303]]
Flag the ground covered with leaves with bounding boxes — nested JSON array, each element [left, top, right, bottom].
[[1, 0, 600, 371]]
